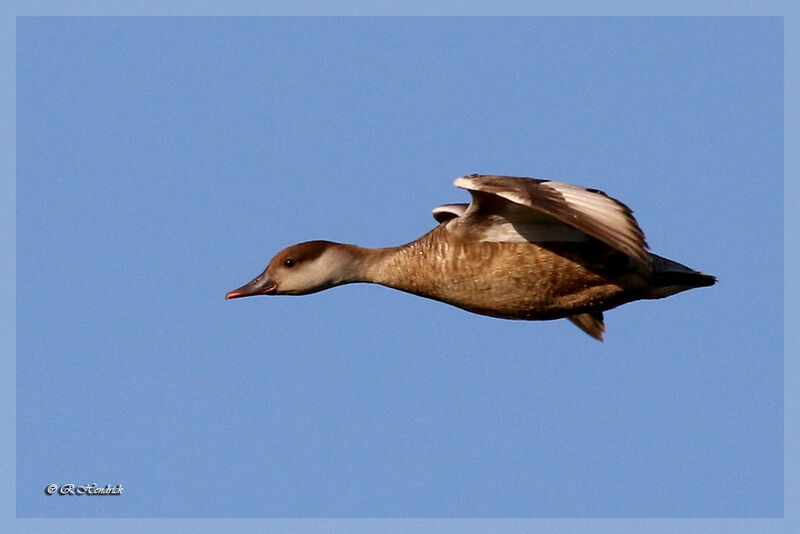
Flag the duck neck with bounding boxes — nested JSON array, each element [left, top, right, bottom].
[[344, 226, 445, 292], [336, 243, 404, 285]]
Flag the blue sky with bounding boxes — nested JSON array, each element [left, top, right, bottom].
[[13, 13, 784, 524]]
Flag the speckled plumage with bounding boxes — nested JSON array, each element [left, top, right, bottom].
[[364, 225, 635, 320]]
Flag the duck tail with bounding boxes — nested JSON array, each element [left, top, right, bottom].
[[647, 253, 716, 299]]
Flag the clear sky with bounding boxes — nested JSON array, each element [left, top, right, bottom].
[[15, 16, 782, 520]]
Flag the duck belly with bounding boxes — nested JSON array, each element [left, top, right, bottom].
[[436, 260, 631, 321], [383, 239, 637, 320]]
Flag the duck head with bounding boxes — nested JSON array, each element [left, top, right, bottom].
[[226, 240, 361, 298]]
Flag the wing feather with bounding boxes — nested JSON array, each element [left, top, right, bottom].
[[432, 203, 468, 223], [453, 174, 650, 266]]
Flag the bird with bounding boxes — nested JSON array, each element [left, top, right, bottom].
[[226, 174, 716, 340]]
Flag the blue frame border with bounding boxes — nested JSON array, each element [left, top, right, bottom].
[[4, 1, 796, 533]]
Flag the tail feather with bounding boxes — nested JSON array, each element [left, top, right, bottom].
[[648, 253, 716, 299]]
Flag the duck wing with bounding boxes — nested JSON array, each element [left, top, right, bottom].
[[452, 174, 650, 266], [432, 203, 468, 224]]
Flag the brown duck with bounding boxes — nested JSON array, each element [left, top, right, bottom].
[[226, 175, 715, 340]]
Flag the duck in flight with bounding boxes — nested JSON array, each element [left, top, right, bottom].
[[226, 175, 715, 340]]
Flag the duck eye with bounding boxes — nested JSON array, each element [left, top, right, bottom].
[[284, 259, 295, 267]]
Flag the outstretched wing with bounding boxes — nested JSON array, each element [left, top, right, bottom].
[[452, 174, 650, 266]]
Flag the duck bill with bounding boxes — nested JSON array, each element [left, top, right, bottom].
[[225, 275, 278, 299]]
